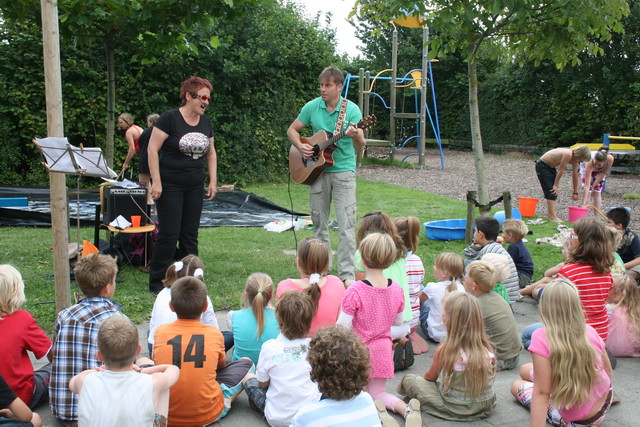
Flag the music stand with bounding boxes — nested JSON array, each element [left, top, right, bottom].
[[34, 137, 117, 256]]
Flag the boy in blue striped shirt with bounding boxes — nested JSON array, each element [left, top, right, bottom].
[[291, 326, 381, 427]]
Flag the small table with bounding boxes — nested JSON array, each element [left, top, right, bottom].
[[106, 224, 156, 266]]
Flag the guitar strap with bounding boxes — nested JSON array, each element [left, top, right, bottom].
[[334, 97, 348, 136]]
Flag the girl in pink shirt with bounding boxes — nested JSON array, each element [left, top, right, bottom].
[[337, 233, 421, 427], [606, 274, 640, 357], [276, 237, 345, 336], [512, 279, 613, 426]]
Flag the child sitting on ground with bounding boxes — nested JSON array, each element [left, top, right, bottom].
[[607, 207, 640, 283], [481, 253, 512, 304], [227, 273, 279, 365], [153, 277, 253, 426], [394, 216, 429, 354], [243, 291, 320, 427], [502, 219, 534, 289], [148, 255, 232, 353], [511, 279, 613, 426], [338, 232, 421, 427], [0, 375, 42, 427], [400, 292, 496, 421], [49, 254, 125, 422], [0, 265, 52, 410], [464, 260, 523, 371], [420, 252, 465, 343], [463, 217, 520, 303], [276, 237, 345, 336], [291, 326, 380, 426], [518, 240, 570, 301], [70, 316, 179, 427], [606, 274, 640, 357], [535, 145, 592, 222], [353, 211, 413, 370]]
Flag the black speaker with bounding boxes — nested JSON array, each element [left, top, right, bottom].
[[104, 187, 148, 225]]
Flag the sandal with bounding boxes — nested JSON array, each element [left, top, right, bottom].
[[404, 398, 422, 427], [404, 339, 415, 369], [393, 341, 405, 372], [374, 400, 400, 427]]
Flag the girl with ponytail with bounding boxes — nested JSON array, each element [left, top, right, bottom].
[[227, 273, 279, 364], [148, 254, 225, 351], [276, 237, 345, 336]]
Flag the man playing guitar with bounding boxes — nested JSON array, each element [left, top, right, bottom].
[[287, 66, 365, 283]]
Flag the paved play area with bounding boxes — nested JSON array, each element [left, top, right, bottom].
[[33, 297, 639, 426]]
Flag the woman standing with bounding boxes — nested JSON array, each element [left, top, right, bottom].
[[147, 76, 217, 294], [138, 113, 160, 205], [118, 112, 143, 173], [580, 146, 614, 211]]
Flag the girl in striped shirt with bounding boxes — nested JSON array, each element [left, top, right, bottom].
[[557, 217, 613, 341], [394, 216, 429, 354]]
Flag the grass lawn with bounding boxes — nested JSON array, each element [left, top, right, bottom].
[[0, 178, 563, 334]]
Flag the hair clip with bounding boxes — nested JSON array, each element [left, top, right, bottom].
[[257, 289, 264, 294], [173, 261, 184, 272], [193, 268, 204, 279], [309, 273, 321, 284]]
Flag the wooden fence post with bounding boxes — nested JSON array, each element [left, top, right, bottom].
[[504, 191, 512, 220], [466, 191, 477, 243]]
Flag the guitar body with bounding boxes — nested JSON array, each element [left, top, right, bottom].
[[289, 130, 337, 185], [288, 114, 376, 185]]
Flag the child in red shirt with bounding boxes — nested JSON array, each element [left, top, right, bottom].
[[0, 265, 52, 408]]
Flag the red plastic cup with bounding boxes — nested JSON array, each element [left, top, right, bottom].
[[130, 215, 141, 228]]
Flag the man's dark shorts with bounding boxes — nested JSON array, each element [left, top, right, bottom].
[[535, 159, 557, 201]]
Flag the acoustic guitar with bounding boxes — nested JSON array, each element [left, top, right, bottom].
[[289, 114, 376, 185]]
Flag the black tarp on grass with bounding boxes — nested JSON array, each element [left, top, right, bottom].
[[0, 186, 306, 227]]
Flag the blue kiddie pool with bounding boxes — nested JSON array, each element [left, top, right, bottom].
[[493, 209, 522, 226], [424, 219, 467, 241]]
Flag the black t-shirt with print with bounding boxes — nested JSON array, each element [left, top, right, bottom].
[[156, 109, 213, 186]]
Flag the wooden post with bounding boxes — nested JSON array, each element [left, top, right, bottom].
[[41, 0, 71, 312], [504, 191, 512, 220], [466, 191, 477, 243]]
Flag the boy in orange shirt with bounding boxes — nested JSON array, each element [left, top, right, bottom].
[[153, 277, 253, 426]]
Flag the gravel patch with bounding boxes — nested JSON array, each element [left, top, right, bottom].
[[357, 147, 640, 229]]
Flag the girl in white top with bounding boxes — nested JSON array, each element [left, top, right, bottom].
[[420, 253, 466, 342], [148, 255, 217, 349]]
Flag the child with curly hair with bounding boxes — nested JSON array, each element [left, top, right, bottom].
[[291, 326, 380, 426]]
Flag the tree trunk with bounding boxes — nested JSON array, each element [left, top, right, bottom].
[[468, 59, 489, 214], [105, 31, 116, 168]]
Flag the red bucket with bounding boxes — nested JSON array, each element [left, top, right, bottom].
[[518, 197, 538, 217]]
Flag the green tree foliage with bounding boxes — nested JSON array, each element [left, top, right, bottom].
[[355, 0, 629, 208], [0, 2, 339, 186], [1, 0, 266, 168]]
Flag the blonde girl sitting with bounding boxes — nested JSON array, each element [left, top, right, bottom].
[[148, 255, 231, 352], [511, 279, 613, 426], [606, 274, 640, 357], [227, 273, 279, 365], [276, 237, 345, 336], [419, 252, 465, 343], [400, 291, 496, 421]]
